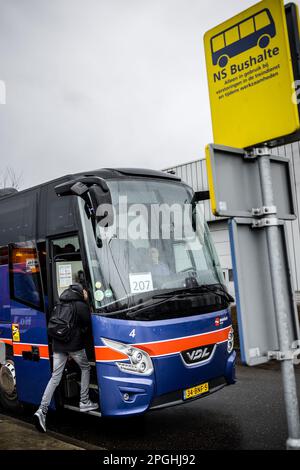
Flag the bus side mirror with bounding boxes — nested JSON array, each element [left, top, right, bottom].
[[55, 176, 110, 198], [55, 176, 114, 236], [89, 185, 114, 228], [191, 191, 210, 204], [189, 191, 210, 232]]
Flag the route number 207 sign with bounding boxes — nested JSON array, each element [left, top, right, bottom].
[[129, 272, 154, 294]]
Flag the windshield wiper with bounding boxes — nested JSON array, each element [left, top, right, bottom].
[[100, 285, 234, 320], [100, 293, 182, 319], [126, 285, 233, 320], [153, 285, 234, 303]]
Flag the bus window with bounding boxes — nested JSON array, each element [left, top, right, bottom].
[[0, 246, 10, 322], [173, 243, 193, 273], [254, 11, 271, 30], [225, 26, 239, 46], [37, 241, 49, 312], [46, 185, 76, 235], [10, 242, 43, 310], [239, 18, 255, 39], [51, 236, 84, 298], [212, 34, 225, 53]]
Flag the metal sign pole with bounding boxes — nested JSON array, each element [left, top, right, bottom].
[[256, 147, 300, 450]]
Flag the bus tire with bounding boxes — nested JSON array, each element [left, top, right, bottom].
[[0, 359, 21, 412], [258, 35, 270, 49]]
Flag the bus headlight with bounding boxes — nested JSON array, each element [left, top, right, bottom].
[[227, 327, 234, 353], [101, 338, 154, 376]]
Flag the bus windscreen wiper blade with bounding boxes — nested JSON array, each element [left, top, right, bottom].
[[101, 293, 180, 318], [105, 285, 234, 319], [199, 285, 235, 303], [153, 285, 234, 303], [152, 286, 203, 299]]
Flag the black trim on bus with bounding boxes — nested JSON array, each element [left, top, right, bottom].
[[150, 376, 226, 410]]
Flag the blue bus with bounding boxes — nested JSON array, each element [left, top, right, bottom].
[[211, 9, 276, 68], [0, 169, 235, 417]]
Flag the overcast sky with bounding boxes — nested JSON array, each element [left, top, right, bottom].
[[0, 0, 255, 189]]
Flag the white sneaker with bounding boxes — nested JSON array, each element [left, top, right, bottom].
[[79, 399, 99, 412], [33, 408, 47, 433]]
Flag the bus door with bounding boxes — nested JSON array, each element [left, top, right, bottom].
[[48, 235, 98, 406], [9, 241, 52, 405]]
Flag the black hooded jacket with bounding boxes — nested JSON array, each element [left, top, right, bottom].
[[52, 287, 91, 353]]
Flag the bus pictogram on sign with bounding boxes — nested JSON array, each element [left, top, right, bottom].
[[211, 9, 276, 68]]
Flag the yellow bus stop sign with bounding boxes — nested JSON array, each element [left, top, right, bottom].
[[204, 0, 300, 149]]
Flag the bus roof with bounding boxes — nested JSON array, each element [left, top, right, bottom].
[[0, 167, 181, 202]]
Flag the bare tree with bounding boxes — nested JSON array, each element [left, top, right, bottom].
[[0, 166, 23, 190]]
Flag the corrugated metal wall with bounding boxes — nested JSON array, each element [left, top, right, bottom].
[[164, 142, 300, 295], [165, 159, 217, 222], [164, 159, 234, 295]]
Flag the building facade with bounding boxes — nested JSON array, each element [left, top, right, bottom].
[[164, 142, 300, 300]]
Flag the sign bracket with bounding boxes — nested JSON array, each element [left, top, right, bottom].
[[268, 349, 300, 362], [252, 217, 280, 228], [252, 205, 277, 217]]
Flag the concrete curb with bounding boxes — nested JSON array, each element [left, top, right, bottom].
[[0, 413, 106, 450]]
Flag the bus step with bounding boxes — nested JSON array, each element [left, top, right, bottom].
[[63, 404, 102, 417]]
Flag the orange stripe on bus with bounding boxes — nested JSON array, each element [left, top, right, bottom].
[[94, 326, 231, 362], [0, 338, 12, 345], [13, 343, 50, 359], [95, 348, 128, 362]]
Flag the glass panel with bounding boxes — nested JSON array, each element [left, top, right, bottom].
[[0, 193, 36, 244], [51, 236, 84, 297], [46, 186, 76, 234], [79, 178, 225, 319], [0, 246, 8, 265], [52, 236, 80, 259], [55, 260, 84, 297], [37, 242, 48, 311], [0, 246, 10, 322], [173, 243, 193, 272], [11, 242, 42, 309]]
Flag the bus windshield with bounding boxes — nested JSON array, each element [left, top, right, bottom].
[[79, 178, 227, 320]]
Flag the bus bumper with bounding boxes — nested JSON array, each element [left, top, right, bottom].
[[96, 349, 236, 417], [92, 309, 236, 417]]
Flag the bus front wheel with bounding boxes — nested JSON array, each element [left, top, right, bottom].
[[258, 35, 270, 49], [0, 360, 21, 411]]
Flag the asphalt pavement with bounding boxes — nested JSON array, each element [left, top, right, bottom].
[[4, 361, 296, 451], [1, 361, 299, 450]]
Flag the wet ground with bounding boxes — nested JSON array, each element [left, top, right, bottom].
[[1, 361, 299, 450]]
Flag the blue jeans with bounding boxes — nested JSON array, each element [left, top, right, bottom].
[[40, 349, 90, 413]]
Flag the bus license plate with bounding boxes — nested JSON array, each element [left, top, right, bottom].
[[183, 382, 209, 400]]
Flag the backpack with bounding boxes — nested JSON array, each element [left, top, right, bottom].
[[47, 301, 77, 343]]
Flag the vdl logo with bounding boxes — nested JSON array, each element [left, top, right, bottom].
[[211, 8, 276, 69], [181, 344, 215, 365]]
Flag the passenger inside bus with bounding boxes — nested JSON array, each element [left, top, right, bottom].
[[148, 246, 170, 277]]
